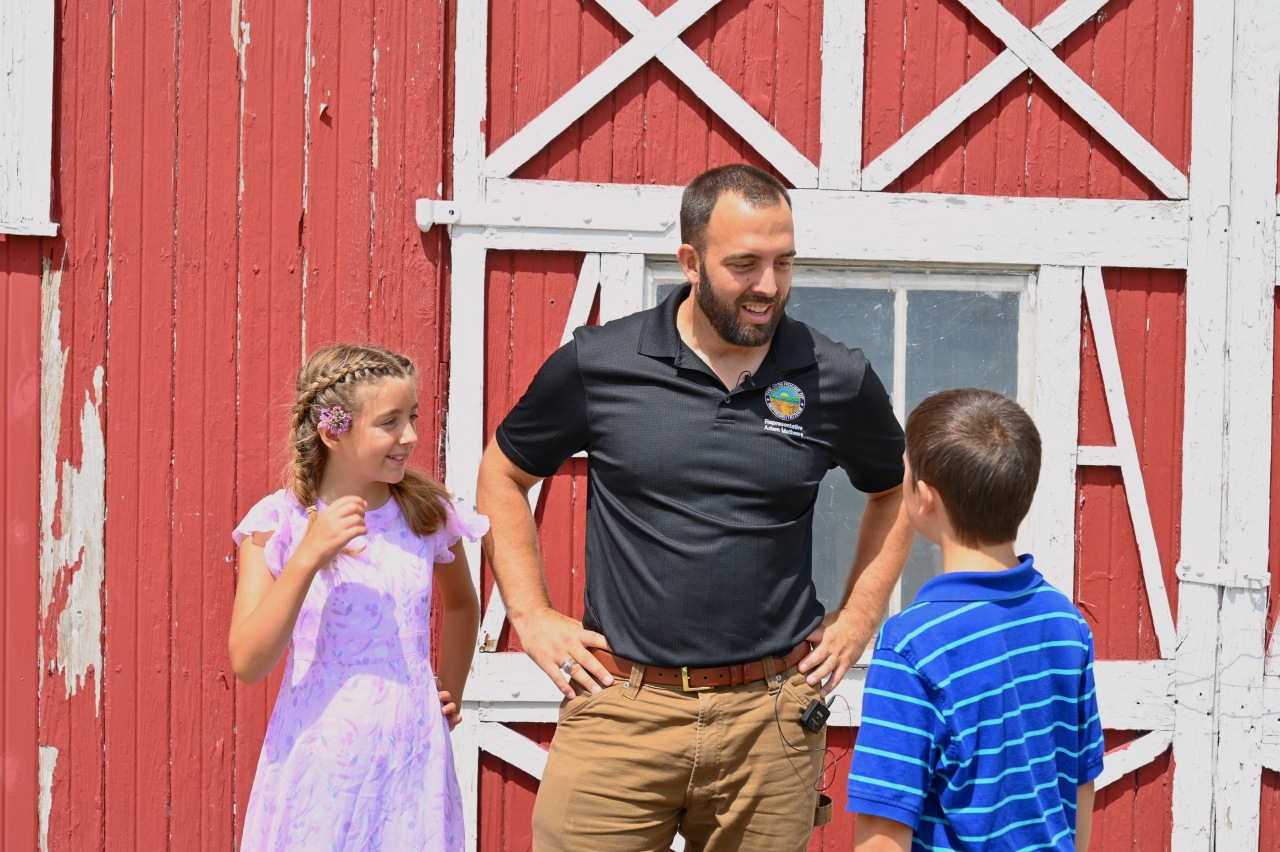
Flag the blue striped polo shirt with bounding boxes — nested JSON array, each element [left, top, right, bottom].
[[846, 556, 1104, 852]]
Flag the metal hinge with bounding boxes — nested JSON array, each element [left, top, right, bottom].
[[1175, 562, 1271, 590], [417, 198, 461, 230]]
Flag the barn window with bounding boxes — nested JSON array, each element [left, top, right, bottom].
[[647, 262, 1034, 614]]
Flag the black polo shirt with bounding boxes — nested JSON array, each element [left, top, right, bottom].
[[496, 283, 905, 667]]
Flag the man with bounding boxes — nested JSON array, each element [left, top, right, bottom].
[[477, 164, 915, 851]]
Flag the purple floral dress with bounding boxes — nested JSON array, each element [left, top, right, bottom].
[[232, 490, 488, 852]]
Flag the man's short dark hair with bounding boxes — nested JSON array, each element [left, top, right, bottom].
[[905, 388, 1041, 547], [680, 164, 791, 257]]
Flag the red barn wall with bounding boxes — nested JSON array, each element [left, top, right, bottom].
[[2, 0, 454, 847], [0, 236, 41, 852], [0, 0, 1202, 849]]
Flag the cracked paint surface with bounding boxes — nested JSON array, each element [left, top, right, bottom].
[[39, 258, 106, 706]]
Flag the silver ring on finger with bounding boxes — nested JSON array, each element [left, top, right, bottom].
[[560, 657, 580, 677]]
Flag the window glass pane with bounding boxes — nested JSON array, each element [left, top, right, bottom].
[[899, 289, 1021, 604], [785, 288, 896, 607], [905, 290, 1020, 411]]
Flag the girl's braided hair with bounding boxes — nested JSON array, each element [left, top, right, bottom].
[[286, 344, 451, 536]]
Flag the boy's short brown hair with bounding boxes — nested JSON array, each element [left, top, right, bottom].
[[905, 388, 1041, 547]]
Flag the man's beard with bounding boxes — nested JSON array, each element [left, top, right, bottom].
[[694, 259, 789, 347]]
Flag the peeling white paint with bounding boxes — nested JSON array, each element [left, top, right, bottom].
[[39, 258, 107, 707], [38, 744, 57, 852]]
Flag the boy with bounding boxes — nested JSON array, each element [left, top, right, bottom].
[[846, 388, 1103, 852]]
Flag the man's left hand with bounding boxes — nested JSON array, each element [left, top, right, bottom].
[[799, 609, 874, 696]]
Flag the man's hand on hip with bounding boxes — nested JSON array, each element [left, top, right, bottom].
[[799, 609, 874, 697], [516, 607, 615, 699]]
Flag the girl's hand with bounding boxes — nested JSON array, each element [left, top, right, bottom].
[[437, 678, 462, 730], [299, 496, 367, 568]]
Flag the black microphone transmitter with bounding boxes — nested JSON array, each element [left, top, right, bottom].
[[800, 698, 830, 733]]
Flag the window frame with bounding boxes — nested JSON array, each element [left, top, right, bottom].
[[644, 259, 1042, 619]]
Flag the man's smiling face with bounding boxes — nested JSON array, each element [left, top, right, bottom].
[[692, 191, 796, 348]]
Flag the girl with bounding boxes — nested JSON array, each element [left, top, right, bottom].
[[228, 345, 484, 851]]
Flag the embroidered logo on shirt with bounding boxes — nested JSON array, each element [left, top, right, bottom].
[[765, 381, 805, 421]]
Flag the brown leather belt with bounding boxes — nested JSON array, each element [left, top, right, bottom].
[[591, 642, 811, 692]]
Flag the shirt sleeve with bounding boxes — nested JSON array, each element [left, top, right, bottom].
[[494, 340, 591, 478], [846, 645, 949, 830], [1077, 626, 1106, 785], [833, 358, 905, 494]]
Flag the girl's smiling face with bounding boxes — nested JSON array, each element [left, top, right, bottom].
[[322, 376, 419, 485]]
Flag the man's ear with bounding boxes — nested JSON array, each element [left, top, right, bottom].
[[676, 244, 701, 286]]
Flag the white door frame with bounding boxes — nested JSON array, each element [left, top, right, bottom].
[[424, 1, 1280, 849]]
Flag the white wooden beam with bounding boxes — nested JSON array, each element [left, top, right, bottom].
[[0, 0, 56, 234], [478, 721, 551, 779], [1075, 445, 1119, 466], [1173, 0, 1237, 847], [1095, 660, 1176, 731], [954, 0, 1188, 200], [591, 0, 818, 188], [467, 653, 1174, 731], [446, 182, 1190, 268], [1081, 267, 1177, 658], [862, 0, 1107, 192], [599, 253, 646, 323], [818, 0, 865, 189], [1094, 730, 1174, 791], [484, 0, 724, 179], [452, 0, 488, 205], [446, 231, 488, 589], [1213, 1, 1280, 847], [454, 712, 481, 852], [1024, 266, 1082, 596]]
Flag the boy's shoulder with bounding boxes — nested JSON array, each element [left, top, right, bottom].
[[876, 558, 1088, 663]]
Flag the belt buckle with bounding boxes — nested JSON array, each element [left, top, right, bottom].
[[681, 666, 711, 692]]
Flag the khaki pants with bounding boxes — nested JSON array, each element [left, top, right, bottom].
[[532, 663, 829, 852]]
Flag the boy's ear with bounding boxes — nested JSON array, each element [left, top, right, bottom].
[[914, 479, 938, 516]]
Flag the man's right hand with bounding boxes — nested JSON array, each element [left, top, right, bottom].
[[516, 607, 615, 699]]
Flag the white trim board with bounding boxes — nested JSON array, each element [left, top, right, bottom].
[[425, 183, 1191, 269], [465, 654, 1176, 732], [0, 0, 56, 234]]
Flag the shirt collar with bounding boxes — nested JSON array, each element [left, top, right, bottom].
[[912, 554, 1043, 603], [637, 282, 818, 372]]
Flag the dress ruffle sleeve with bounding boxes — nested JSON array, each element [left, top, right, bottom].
[[232, 489, 300, 578], [432, 498, 490, 564]]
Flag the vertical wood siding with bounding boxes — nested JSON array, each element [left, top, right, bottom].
[[0, 236, 41, 852], [1094, 730, 1174, 851], [20, 0, 454, 848], [863, 0, 1191, 199]]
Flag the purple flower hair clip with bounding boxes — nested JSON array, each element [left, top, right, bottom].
[[318, 405, 352, 434]]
